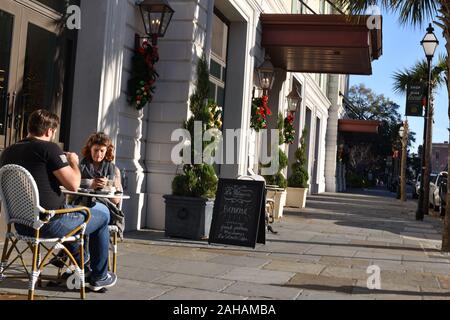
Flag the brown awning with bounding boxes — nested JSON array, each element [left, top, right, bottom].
[[261, 14, 382, 75], [338, 119, 380, 134]]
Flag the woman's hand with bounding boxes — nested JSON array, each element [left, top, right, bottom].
[[91, 177, 107, 190]]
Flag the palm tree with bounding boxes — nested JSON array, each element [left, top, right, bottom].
[[336, 0, 450, 251], [392, 57, 447, 221]]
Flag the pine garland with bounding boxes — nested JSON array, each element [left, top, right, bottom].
[[283, 112, 296, 144], [250, 95, 272, 132], [128, 40, 159, 110]]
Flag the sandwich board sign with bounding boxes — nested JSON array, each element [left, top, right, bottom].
[[208, 179, 266, 248]]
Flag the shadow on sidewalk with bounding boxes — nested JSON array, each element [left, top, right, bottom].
[[281, 283, 450, 297], [286, 192, 442, 240], [267, 238, 440, 253]]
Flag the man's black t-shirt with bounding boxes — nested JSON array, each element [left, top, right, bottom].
[[0, 138, 70, 210]]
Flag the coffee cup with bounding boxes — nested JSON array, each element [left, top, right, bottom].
[[81, 179, 93, 189]]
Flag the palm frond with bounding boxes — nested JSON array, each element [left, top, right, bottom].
[[335, 0, 439, 27], [392, 55, 447, 94], [392, 68, 413, 94]]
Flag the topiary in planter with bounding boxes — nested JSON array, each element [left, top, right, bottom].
[[165, 56, 220, 240], [171, 56, 220, 199], [288, 129, 309, 188], [262, 113, 289, 188]]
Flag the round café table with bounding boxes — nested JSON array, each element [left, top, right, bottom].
[[60, 187, 130, 200]]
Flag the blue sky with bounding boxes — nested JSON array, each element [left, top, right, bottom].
[[350, 9, 448, 153]]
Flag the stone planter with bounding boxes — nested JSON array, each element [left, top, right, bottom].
[[266, 189, 287, 220], [286, 187, 308, 208], [163, 195, 214, 240]]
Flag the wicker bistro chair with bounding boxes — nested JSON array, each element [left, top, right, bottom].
[[0, 165, 91, 300]]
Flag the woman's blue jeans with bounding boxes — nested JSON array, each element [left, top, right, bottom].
[[16, 202, 110, 281]]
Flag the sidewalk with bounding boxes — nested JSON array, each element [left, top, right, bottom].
[[1, 190, 450, 300]]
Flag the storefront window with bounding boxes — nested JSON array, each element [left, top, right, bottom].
[[35, 0, 79, 14], [209, 11, 228, 109]]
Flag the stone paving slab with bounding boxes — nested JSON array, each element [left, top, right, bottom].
[[154, 287, 246, 300], [117, 265, 169, 283], [119, 252, 235, 277], [263, 260, 325, 275], [222, 282, 302, 300], [218, 267, 295, 285], [153, 274, 233, 292], [207, 254, 270, 268], [319, 266, 368, 280], [153, 247, 221, 261], [286, 273, 357, 293]]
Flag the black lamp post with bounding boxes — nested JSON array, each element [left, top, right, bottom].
[[416, 23, 439, 221], [256, 55, 275, 96], [136, 0, 174, 46]]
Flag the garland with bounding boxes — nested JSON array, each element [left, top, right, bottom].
[[250, 95, 272, 132], [283, 112, 295, 144], [128, 40, 159, 110]]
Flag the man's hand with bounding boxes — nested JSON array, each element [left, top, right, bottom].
[[54, 152, 81, 192], [65, 152, 79, 167]]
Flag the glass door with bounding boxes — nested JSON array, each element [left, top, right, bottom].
[[0, 2, 21, 151], [0, 1, 64, 150]]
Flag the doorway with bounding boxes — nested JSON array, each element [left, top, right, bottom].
[[0, 1, 73, 151]]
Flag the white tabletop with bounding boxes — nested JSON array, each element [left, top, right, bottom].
[[60, 187, 130, 200]]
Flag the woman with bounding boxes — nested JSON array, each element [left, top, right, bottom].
[[50, 133, 125, 270], [79, 132, 125, 237], [80, 133, 122, 203]]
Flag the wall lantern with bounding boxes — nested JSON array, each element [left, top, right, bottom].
[[286, 86, 302, 114], [136, 0, 174, 45], [256, 55, 275, 96]]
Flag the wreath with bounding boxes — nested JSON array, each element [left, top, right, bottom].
[[250, 95, 272, 132], [283, 112, 296, 144], [128, 40, 159, 110]]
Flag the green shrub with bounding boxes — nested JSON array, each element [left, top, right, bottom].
[[288, 129, 309, 188], [261, 114, 289, 189], [171, 56, 219, 199]]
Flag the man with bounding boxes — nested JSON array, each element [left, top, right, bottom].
[[0, 109, 116, 292]]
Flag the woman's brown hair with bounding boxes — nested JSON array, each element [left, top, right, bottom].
[[81, 132, 115, 162]]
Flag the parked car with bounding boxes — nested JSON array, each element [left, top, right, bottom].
[[429, 172, 445, 211], [439, 172, 448, 216]]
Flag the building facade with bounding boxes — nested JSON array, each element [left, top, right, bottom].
[[431, 142, 449, 173], [0, 0, 370, 233]]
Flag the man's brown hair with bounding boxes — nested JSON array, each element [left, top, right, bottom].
[[27, 109, 60, 137]]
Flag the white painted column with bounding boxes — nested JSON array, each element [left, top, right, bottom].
[[324, 74, 342, 192]]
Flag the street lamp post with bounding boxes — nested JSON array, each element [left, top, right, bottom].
[[416, 23, 439, 220], [399, 121, 408, 202]]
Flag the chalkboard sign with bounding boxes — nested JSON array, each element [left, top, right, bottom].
[[209, 179, 266, 248]]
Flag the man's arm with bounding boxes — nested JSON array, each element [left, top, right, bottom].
[[53, 152, 81, 192]]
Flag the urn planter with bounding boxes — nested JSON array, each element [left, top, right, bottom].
[[286, 187, 308, 208], [266, 189, 287, 219], [163, 195, 214, 240]]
